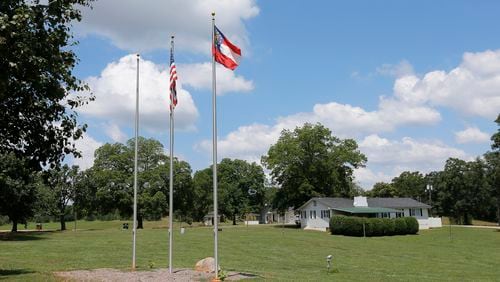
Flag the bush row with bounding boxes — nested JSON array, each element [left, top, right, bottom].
[[329, 215, 419, 236]]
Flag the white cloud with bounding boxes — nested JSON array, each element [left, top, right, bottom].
[[78, 0, 259, 53], [392, 49, 500, 119], [79, 54, 199, 132], [103, 122, 127, 142], [354, 134, 468, 189], [359, 135, 467, 167], [454, 127, 490, 144], [376, 60, 415, 77], [353, 167, 392, 188], [179, 62, 254, 94], [72, 133, 103, 170]]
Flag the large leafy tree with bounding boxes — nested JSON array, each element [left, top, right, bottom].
[[484, 114, 500, 225], [44, 164, 79, 231], [87, 137, 193, 228], [262, 123, 367, 211], [192, 168, 213, 222], [367, 182, 399, 198], [0, 0, 94, 169], [391, 171, 427, 201], [218, 158, 266, 225], [434, 158, 491, 224], [192, 159, 266, 225], [0, 152, 38, 231]]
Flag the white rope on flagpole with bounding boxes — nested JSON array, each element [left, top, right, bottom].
[[132, 53, 140, 270]]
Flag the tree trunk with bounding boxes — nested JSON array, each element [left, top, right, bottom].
[[60, 214, 66, 231], [232, 215, 236, 225], [138, 215, 143, 229], [11, 219, 18, 232]]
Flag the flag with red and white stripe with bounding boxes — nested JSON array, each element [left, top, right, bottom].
[[213, 26, 241, 70], [170, 46, 178, 109]]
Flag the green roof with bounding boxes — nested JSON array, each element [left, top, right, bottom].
[[331, 207, 401, 214]]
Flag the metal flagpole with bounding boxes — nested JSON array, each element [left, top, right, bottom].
[[168, 36, 175, 274], [211, 12, 219, 278], [132, 53, 140, 270]]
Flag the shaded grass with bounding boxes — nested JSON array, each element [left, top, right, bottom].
[[0, 220, 499, 281]]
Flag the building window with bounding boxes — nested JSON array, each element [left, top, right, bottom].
[[320, 210, 330, 219], [410, 208, 422, 217], [310, 211, 313, 219], [313, 200, 317, 207]]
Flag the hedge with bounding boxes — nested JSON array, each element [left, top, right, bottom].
[[329, 215, 419, 236]]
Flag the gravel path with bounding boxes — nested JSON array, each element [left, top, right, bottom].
[[54, 268, 256, 281]]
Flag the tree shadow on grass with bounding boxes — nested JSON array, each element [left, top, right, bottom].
[[0, 269, 35, 277], [0, 231, 54, 241]]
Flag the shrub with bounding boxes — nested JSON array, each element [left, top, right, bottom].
[[394, 218, 408, 235], [404, 217, 419, 234], [344, 216, 364, 237], [330, 215, 419, 237], [330, 215, 346, 235], [382, 218, 396, 236]]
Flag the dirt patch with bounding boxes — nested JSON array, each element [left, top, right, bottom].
[[54, 268, 257, 281]]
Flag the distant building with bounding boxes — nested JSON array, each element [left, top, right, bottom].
[[297, 196, 442, 231]]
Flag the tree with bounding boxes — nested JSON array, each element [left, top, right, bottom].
[[0, 152, 38, 232], [367, 182, 398, 198], [434, 158, 490, 224], [391, 171, 426, 200], [218, 159, 266, 225], [484, 113, 500, 225], [192, 168, 213, 222], [262, 123, 367, 210], [0, 0, 94, 169], [87, 137, 194, 228], [45, 164, 79, 231]]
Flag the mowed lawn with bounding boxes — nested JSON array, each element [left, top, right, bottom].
[[1, 220, 499, 281]]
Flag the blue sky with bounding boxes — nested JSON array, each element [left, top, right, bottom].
[[69, 0, 500, 189]]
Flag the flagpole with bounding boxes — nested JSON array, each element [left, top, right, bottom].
[[211, 12, 219, 278], [168, 35, 175, 274], [132, 53, 140, 270]]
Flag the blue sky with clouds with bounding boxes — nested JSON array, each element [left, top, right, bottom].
[[69, 0, 500, 189]]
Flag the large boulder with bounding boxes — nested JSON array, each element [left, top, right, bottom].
[[194, 257, 216, 273]]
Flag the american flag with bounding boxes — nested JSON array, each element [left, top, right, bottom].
[[170, 46, 178, 109]]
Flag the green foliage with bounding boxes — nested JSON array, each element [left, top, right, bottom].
[[433, 158, 491, 224], [195, 158, 266, 225], [367, 182, 399, 197], [0, 152, 39, 231], [404, 217, 419, 234], [391, 171, 426, 200], [44, 164, 79, 230], [329, 215, 418, 236], [394, 217, 408, 235], [83, 137, 195, 225], [262, 123, 367, 210], [0, 0, 94, 169]]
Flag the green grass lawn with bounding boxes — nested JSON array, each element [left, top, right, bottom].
[[1, 220, 499, 281]]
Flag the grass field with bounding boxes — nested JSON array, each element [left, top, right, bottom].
[[1, 220, 499, 281]]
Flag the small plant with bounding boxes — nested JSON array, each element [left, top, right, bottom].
[[148, 260, 155, 269], [217, 268, 227, 281]]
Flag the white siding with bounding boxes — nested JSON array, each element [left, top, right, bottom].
[[299, 200, 330, 231]]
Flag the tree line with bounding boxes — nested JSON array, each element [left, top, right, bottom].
[[366, 115, 500, 225]]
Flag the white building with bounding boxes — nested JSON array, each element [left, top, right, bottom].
[[297, 196, 441, 231]]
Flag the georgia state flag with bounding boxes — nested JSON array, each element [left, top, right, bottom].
[[213, 26, 241, 70]]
